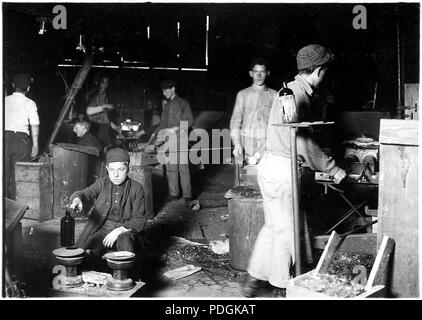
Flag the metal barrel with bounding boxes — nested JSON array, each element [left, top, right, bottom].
[[228, 196, 264, 271]]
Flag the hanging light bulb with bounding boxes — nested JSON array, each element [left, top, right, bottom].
[[76, 34, 86, 53], [38, 20, 47, 35]]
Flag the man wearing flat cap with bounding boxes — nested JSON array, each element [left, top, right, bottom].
[[70, 148, 151, 257], [5, 73, 40, 199], [152, 79, 195, 206], [242, 44, 346, 298]]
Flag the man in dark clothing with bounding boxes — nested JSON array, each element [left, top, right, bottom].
[[69, 148, 151, 257], [153, 79, 195, 206], [73, 115, 103, 154]]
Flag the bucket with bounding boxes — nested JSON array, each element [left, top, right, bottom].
[[228, 196, 265, 271], [52, 144, 94, 218]]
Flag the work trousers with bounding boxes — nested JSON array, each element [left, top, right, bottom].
[[84, 220, 138, 256], [165, 151, 192, 199], [247, 152, 313, 288], [5, 131, 32, 199]]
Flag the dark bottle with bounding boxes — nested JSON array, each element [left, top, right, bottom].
[[278, 82, 297, 123], [60, 209, 75, 248]]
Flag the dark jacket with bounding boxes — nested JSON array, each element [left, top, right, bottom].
[[155, 95, 194, 133], [70, 176, 149, 248], [77, 131, 103, 154]]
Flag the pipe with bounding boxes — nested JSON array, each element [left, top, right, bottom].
[[397, 18, 402, 106], [290, 127, 301, 276], [45, 54, 94, 152]]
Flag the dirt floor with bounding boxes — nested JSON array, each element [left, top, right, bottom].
[[4, 163, 372, 298]]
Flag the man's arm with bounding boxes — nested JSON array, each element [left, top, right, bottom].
[[86, 104, 113, 116], [296, 130, 345, 182], [69, 178, 103, 206], [30, 124, 39, 158], [230, 91, 245, 158], [182, 100, 194, 129]]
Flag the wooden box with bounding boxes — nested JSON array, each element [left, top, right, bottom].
[[378, 119, 419, 297], [286, 231, 394, 298], [15, 161, 54, 221]]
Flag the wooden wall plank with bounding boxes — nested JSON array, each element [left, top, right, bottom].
[[379, 119, 419, 146]]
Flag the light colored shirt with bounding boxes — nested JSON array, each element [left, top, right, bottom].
[[230, 85, 276, 139], [265, 75, 339, 176], [5, 92, 40, 135]]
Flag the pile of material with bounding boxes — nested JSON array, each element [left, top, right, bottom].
[[164, 243, 243, 278], [327, 251, 374, 280], [294, 252, 375, 298], [224, 185, 262, 199], [295, 271, 366, 298]]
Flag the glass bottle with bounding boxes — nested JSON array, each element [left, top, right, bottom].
[[278, 82, 297, 123], [60, 209, 75, 248]]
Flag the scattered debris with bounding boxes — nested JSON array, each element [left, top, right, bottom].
[[82, 271, 112, 286], [209, 239, 229, 255], [170, 236, 208, 246], [224, 185, 262, 199], [220, 214, 229, 221], [164, 243, 240, 278], [163, 265, 201, 280], [189, 200, 201, 211]]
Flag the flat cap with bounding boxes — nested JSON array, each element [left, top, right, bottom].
[[106, 148, 130, 164], [160, 79, 176, 90], [296, 44, 333, 71]]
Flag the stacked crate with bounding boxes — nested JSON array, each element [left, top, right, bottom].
[[15, 160, 54, 222]]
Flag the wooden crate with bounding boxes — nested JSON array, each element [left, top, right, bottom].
[[286, 231, 394, 298], [15, 160, 54, 221], [378, 119, 419, 297]]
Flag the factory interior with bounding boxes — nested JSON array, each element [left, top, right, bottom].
[[2, 2, 420, 300]]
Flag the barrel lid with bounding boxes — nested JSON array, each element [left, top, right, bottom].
[[55, 143, 99, 157]]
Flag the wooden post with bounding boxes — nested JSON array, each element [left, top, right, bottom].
[[290, 126, 301, 276], [45, 54, 94, 152]]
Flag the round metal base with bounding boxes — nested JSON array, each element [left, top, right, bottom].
[[106, 278, 135, 291]]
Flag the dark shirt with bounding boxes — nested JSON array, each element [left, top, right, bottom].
[[155, 95, 194, 133], [108, 183, 126, 223], [77, 131, 103, 154]]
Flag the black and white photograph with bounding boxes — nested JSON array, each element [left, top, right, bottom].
[[1, 0, 420, 304]]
